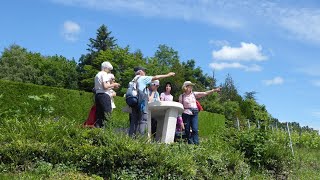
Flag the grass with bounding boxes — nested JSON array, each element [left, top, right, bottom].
[[289, 147, 320, 179], [1, 80, 320, 179]]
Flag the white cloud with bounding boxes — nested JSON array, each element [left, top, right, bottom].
[[62, 20, 81, 42], [209, 40, 229, 47], [311, 110, 320, 119], [263, 76, 284, 86], [212, 42, 267, 61], [210, 62, 262, 72], [298, 66, 320, 77], [52, 0, 244, 29], [53, 0, 320, 43], [276, 8, 320, 44], [311, 80, 320, 87]]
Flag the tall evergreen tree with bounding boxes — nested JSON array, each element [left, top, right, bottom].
[[220, 74, 242, 102], [78, 24, 118, 91], [244, 91, 257, 100], [87, 24, 117, 53]]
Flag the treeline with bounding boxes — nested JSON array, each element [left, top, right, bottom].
[[0, 24, 315, 133]]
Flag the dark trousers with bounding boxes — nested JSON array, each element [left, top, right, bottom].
[[129, 106, 148, 136], [129, 95, 148, 137], [95, 93, 112, 128], [182, 112, 199, 145]]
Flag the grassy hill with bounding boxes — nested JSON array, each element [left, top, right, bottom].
[[0, 80, 319, 179]]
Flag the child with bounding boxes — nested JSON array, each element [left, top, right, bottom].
[[175, 115, 185, 140], [106, 73, 117, 110]]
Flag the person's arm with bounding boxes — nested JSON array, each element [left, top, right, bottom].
[[152, 72, 175, 81], [160, 93, 164, 101], [103, 81, 120, 90], [181, 121, 185, 130], [195, 87, 221, 98], [156, 92, 160, 101], [178, 94, 182, 104], [149, 91, 155, 102]]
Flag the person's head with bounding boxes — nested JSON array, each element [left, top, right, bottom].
[[134, 66, 146, 76], [182, 81, 195, 93], [164, 82, 172, 93], [101, 61, 113, 72], [109, 73, 115, 82], [150, 80, 160, 91]]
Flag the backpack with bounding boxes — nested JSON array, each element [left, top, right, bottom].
[[125, 76, 140, 107], [83, 104, 97, 128]]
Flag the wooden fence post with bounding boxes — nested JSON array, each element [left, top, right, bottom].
[[236, 117, 240, 131], [287, 122, 294, 156]]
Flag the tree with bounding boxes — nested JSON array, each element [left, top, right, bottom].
[[244, 91, 257, 100], [0, 44, 79, 89], [220, 74, 242, 103], [0, 44, 39, 83], [87, 24, 117, 53], [78, 25, 118, 91]]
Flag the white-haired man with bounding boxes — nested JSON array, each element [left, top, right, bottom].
[[94, 61, 120, 128]]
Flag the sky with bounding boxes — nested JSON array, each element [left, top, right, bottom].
[[1, 0, 320, 131]]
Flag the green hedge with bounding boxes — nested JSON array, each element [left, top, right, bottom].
[[0, 80, 93, 122], [0, 80, 224, 133]]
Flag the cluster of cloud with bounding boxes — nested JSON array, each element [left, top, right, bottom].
[[297, 66, 320, 87], [209, 42, 266, 72], [52, 0, 243, 29], [62, 20, 81, 42], [312, 111, 320, 119], [262, 76, 284, 86], [52, 0, 320, 44]]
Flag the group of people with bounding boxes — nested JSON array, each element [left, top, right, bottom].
[[93, 61, 220, 145]]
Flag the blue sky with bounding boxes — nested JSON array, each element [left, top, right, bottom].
[[1, 0, 320, 131]]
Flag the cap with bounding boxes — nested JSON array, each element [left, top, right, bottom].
[[134, 66, 146, 72]]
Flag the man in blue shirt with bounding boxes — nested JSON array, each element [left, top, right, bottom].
[[129, 67, 175, 136]]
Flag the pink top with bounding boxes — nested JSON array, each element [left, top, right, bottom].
[[160, 92, 173, 101], [179, 92, 207, 115]]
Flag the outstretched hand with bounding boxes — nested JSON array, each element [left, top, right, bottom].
[[214, 87, 221, 92], [168, 72, 175, 77]]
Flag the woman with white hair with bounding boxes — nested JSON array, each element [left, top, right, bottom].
[[179, 81, 220, 144], [94, 61, 120, 128]]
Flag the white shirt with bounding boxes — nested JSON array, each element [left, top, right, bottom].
[[94, 71, 111, 94]]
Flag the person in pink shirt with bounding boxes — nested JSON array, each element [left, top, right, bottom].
[[179, 81, 221, 145], [160, 82, 173, 101]]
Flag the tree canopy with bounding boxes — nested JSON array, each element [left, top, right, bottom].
[[0, 24, 313, 132]]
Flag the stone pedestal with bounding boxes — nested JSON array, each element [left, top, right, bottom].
[[148, 101, 184, 143]]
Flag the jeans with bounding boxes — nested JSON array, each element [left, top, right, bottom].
[[182, 111, 199, 145], [95, 93, 112, 128]]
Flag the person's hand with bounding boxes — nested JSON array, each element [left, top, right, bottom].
[[113, 83, 121, 89], [214, 87, 221, 92], [168, 72, 175, 77]]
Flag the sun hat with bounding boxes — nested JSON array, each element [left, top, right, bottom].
[[182, 81, 195, 89], [151, 80, 160, 86]]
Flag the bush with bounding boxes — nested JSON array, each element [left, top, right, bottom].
[[227, 128, 293, 176]]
